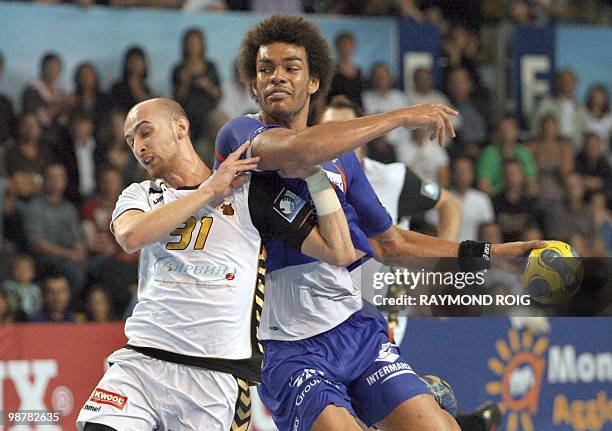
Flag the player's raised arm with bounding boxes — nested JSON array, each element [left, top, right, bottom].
[[251, 104, 458, 171], [113, 143, 258, 254]]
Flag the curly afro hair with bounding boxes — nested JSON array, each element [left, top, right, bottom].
[[239, 15, 335, 106]]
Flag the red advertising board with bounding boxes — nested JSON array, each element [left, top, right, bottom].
[[0, 323, 279, 431], [0, 323, 127, 430]]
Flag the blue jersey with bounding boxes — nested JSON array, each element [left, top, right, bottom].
[[214, 115, 393, 273]]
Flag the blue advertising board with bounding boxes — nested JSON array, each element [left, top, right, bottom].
[[400, 317, 611, 431]]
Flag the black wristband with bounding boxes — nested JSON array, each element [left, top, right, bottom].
[[458, 240, 492, 272]]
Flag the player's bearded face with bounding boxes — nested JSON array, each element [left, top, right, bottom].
[[253, 43, 319, 120]]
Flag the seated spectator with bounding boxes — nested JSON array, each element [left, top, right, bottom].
[[546, 174, 597, 242], [584, 84, 612, 158], [450, 157, 495, 241], [83, 167, 137, 315], [532, 69, 589, 150], [3, 115, 52, 249], [3, 254, 42, 320], [6, 114, 55, 177], [84, 285, 116, 322], [404, 127, 450, 186], [492, 159, 543, 242], [509, 0, 534, 25], [0, 52, 17, 145], [56, 113, 104, 204], [23, 163, 87, 294], [0, 286, 17, 325], [327, 31, 363, 108], [97, 110, 143, 184], [575, 133, 611, 197], [441, 24, 481, 91], [21, 52, 72, 134], [81, 166, 124, 259], [407, 68, 457, 140], [172, 28, 221, 141], [219, 58, 258, 119], [110, 46, 154, 112], [591, 192, 612, 254], [71, 62, 113, 135], [477, 115, 538, 196], [445, 67, 487, 157], [362, 63, 411, 162], [527, 114, 574, 201], [32, 274, 76, 323]]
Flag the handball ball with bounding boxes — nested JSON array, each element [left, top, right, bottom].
[[520, 241, 583, 305]]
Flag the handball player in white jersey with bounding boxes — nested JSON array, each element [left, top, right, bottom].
[[76, 98, 356, 431]]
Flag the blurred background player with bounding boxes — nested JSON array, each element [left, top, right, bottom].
[[76, 97, 354, 430]]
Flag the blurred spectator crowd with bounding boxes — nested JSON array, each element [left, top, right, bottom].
[[0, 2, 611, 325], [7, 0, 612, 26]]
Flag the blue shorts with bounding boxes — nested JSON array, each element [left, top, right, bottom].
[[258, 301, 429, 431]]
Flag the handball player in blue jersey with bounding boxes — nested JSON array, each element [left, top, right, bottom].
[[215, 15, 545, 431]]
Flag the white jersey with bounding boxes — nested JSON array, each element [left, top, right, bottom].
[[110, 173, 315, 381], [260, 261, 362, 341], [363, 157, 406, 224], [111, 177, 264, 361]]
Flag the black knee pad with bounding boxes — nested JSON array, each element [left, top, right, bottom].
[[83, 423, 118, 431]]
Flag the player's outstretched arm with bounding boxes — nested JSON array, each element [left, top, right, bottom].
[[284, 166, 356, 266], [369, 225, 546, 267], [252, 104, 458, 171], [113, 143, 259, 254]]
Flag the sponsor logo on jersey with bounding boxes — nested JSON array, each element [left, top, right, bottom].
[[375, 342, 400, 363], [220, 202, 235, 216], [366, 362, 415, 386], [295, 378, 321, 406], [290, 369, 325, 388], [82, 404, 102, 413], [273, 189, 306, 223], [89, 388, 127, 410], [323, 170, 345, 193], [154, 256, 238, 283], [420, 181, 440, 201]]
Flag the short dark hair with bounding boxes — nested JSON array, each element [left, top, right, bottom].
[[334, 31, 354, 47], [586, 84, 610, 115], [122, 46, 148, 81], [323, 95, 363, 118], [181, 27, 205, 60], [73, 62, 100, 96], [239, 15, 334, 106], [40, 52, 61, 74], [367, 62, 392, 89]]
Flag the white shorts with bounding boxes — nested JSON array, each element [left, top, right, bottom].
[[76, 348, 251, 431]]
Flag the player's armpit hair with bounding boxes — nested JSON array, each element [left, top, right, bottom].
[[83, 423, 118, 431]]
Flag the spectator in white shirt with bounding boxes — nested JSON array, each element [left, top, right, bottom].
[[219, 59, 258, 119], [532, 69, 589, 150], [450, 157, 495, 241], [407, 67, 460, 147], [362, 63, 412, 162], [584, 84, 612, 158]]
